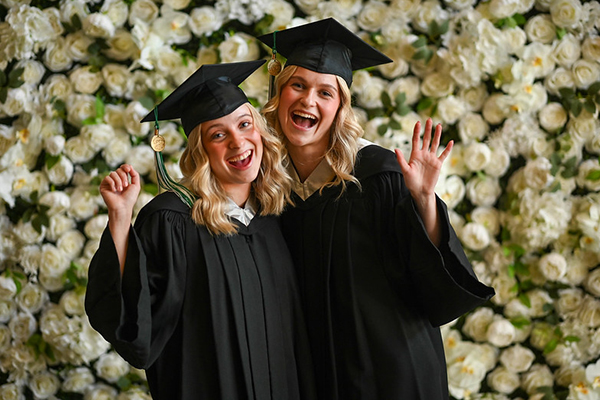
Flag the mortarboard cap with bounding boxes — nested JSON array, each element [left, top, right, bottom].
[[140, 60, 266, 136], [258, 18, 392, 87]]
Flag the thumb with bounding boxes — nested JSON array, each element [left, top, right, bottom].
[[395, 149, 409, 173]]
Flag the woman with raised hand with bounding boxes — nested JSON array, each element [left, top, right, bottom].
[[85, 61, 316, 400], [259, 18, 495, 399]]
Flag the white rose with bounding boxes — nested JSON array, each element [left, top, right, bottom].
[[0, 325, 12, 352], [551, 0, 583, 29], [101, 64, 133, 99], [69, 188, 99, 222], [460, 222, 491, 251], [45, 156, 74, 186], [15, 59, 44, 87], [500, 344, 535, 372], [39, 191, 70, 216], [124, 101, 151, 137], [18, 245, 41, 275], [100, 0, 128, 27], [125, 145, 155, 175], [56, 229, 85, 260], [8, 311, 36, 343], [129, 0, 158, 25], [104, 104, 126, 129], [16, 283, 48, 314], [83, 12, 115, 39], [462, 307, 494, 342], [356, 0, 389, 32], [471, 207, 500, 236], [526, 289, 553, 318], [487, 366, 520, 394], [70, 66, 103, 95], [584, 268, 600, 297], [488, 0, 521, 18], [40, 243, 69, 280], [356, 76, 386, 109], [40, 74, 73, 104], [582, 36, 600, 62], [81, 124, 115, 153], [64, 32, 92, 64], [218, 32, 260, 63], [104, 29, 139, 61], [525, 14, 556, 43], [523, 157, 554, 190], [572, 59, 600, 90], [64, 136, 96, 164], [95, 352, 130, 383], [569, 113, 599, 145], [196, 46, 219, 67], [544, 67, 575, 96], [378, 45, 410, 80], [412, 0, 449, 33], [447, 352, 487, 399], [482, 93, 508, 125], [458, 84, 488, 113], [102, 130, 133, 168], [504, 27, 527, 55], [44, 135, 65, 157], [60, 290, 85, 316], [66, 94, 96, 128], [466, 176, 502, 207], [1, 87, 30, 117], [521, 364, 554, 395], [421, 72, 455, 98], [576, 159, 600, 192], [578, 297, 600, 328], [538, 252, 568, 282], [0, 300, 17, 324], [152, 7, 190, 45], [48, 213, 77, 242], [388, 76, 420, 106], [0, 276, 17, 300], [483, 146, 510, 178], [556, 288, 584, 319], [437, 96, 467, 125], [553, 33, 582, 68], [486, 317, 516, 347], [62, 367, 95, 393], [458, 113, 489, 144], [84, 214, 109, 240], [443, 0, 475, 10], [189, 6, 222, 37], [438, 175, 466, 210], [85, 383, 118, 400], [463, 142, 492, 172], [13, 220, 46, 245], [0, 383, 24, 400], [555, 364, 585, 387], [545, 343, 576, 367], [29, 371, 60, 399], [538, 102, 568, 133]]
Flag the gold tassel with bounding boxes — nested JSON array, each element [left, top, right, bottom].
[[267, 31, 282, 100]]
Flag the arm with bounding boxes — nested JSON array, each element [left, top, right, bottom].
[[395, 119, 452, 247], [99, 164, 141, 274]]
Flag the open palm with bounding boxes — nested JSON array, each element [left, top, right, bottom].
[[395, 119, 453, 202]]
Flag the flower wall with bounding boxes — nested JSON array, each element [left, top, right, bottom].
[[0, 0, 599, 398]]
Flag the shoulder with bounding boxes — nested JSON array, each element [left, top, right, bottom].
[[135, 192, 191, 225], [354, 143, 402, 180]]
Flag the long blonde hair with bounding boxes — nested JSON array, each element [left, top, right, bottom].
[[262, 65, 363, 192], [179, 104, 292, 236]]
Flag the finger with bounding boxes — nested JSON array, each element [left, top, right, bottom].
[[412, 121, 421, 152], [101, 175, 116, 192], [430, 123, 442, 153], [115, 168, 130, 189], [395, 149, 409, 173], [438, 140, 454, 163], [128, 166, 140, 187], [421, 118, 433, 150]]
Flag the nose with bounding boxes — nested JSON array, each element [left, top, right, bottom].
[[228, 131, 244, 149], [300, 88, 317, 107]]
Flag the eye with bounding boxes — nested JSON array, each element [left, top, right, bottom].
[[321, 90, 333, 98], [210, 131, 225, 140], [239, 120, 252, 129], [291, 82, 304, 89]]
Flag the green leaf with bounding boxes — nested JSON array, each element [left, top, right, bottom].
[[95, 95, 105, 120], [395, 92, 407, 105], [377, 124, 389, 136], [22, 207, 34, 223], [543, 337, 559, 354], [505, 17, 517, 29], [389, 119, 402, 130], [563, 335, 580, 343], [143, 183, 159, 196], [558, 87, 576, 99], [586, 170, 600, 181], [556, 27, 567, 40], [117, 376, 132, 390], [411, 36, 427, 48], [45, 154, 61, 170], [510, 316, 531, 329], [570, 99, 583, 117], [0, 69, 6, 87], [81, 117, 98, 126], [381, 91, 392, 109], [0, 87, 7, 104], [584, 97, 596, 114], [8, 67, 24, 88], [12, 275, 22, 294], [518, 293, 531, 308], [416, 97, 433, 112], [513, 13, 526, 26], [396, 104, 412, 116], [138, 96, 155, 110], [412, 47, 433, 64], [71, 14, 82, 30], [588, 81, 600, 94], [550, 152, 561, 175]]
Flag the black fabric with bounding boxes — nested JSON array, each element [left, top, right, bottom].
[[281, 145, 495, 400], [139, 60, 265, 136], [85, 192, 317, 400]]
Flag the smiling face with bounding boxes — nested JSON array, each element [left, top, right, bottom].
[[201, 103, 263, 204], [277, 67, 341, 158]]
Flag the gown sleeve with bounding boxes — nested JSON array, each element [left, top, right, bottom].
[[85, 207, 188, 369], [395, 192, 495, 326]]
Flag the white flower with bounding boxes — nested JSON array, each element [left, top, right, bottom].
[[462, 307, 494, 342], [103, 30, 137, 61], [572, 59, 600, 90], [539, 252, 568, 282], [556, 288, 584, 319], [70, 65, 103, 95], [460, 222, 491, 251], [95, 352, 130, 383], [421, 72, 455, 98], [83, 12, 115, 39], [488, 0, 521, 19], [84, 214, 109, 240], [69, 187, 99, 222], [29, 371, 60, 399], [538, 102, 568, 133], [355, 75, 387, 109], [466, 175, 502, 207], [1, 87, 31, 117], [65, 31, 94, 63], [128, 0, 158, 25], [39, 191, 71, 216], [15, 283, 48, 314], [500, 344, 536, 373], [84, 383, 118, 400], [444, 0, 475, 10], [294, 0, 320, 14], [487, 366, 520, 394], [265, 0, 295, 31], [555, 364, 585, 387], [60, 290, 85, 316], [101, 64, 134, 99], [356, 0, 389, 32], [81, 124, 116, 153], [521, 364, 554, 395], [66, 94, 97, 128], [103, 130, 134, 168], [437, 96, 468, 125], [13, 219, 46, 245], [388, 76, 420, 106], [40, 74, 73, 104], [64, 135, 96, 164], [0, 300, 17, 324], [550, 0, 583, 29], [525, 14, 556, 43], [577, 160, 600, 192], [0, 276, 18, 301], [45, 156, 74, 186], [463, 142, 492, 172], [44, 135, 65, 157], [8, 311, 36, 343], [482, 93, 508, 125], [151, 7, 190, 45], [378, 45, 410, 80], [61, 367, 95, 393], [56, 229, 85, 260], [124, 101, 151, 138], [0, 383, 24, 400], [584, 268, 600, 298], [412, 0, 449, 33], [471, 207, 500, 236], [125, 145, 155, 175], [162, 0, 190, 11], [447, 352, 488, 399], [523, 157, 554, 190], [553, 33, 582, 68], [486, 317, 516, 347], [578, 296, 600, 328], [189, 6, 223, 37], [544, 66, 576, 96], [582, 36, 600, 63], [438, 175, 466, 209], [458, 84, 488, 113], [218, 32, 260, 63]]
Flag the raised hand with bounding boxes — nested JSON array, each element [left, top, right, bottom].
[[100, 164, 141, 218], [394, 118, 453, 203]]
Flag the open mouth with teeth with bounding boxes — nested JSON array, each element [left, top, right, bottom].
[[228, 149, 253, 169], [292, 111, 318, 128]]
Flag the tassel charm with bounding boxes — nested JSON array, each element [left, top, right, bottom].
[[151, 127, 166, 152]]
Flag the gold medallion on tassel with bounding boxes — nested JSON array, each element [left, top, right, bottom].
[[151, 128, 166, 152]]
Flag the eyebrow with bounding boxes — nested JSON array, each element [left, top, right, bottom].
[[290, 75, 338, 93], [204, 113, 253, 134]]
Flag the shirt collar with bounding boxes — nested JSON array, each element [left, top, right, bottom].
[[224, 196, 257, 226]]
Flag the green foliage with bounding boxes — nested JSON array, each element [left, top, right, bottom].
[[0, 66, 25, 103], [495, 13, 527, 29], [82, 95, 106, 126], [64, 262, 88, 292], [4, 269, 26, 295], [26, 333, 56, 362], [559, 82, 600, 117], [5, 191, 51, 234]]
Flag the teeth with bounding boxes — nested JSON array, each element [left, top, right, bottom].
[[228, 150, 251, 163], [293, 111, 316, 120]]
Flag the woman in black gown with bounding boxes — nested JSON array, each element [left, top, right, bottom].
[[259, 19, 495, 399], [85, 61, 316, 400]]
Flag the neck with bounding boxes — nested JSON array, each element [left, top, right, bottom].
[[225, 184, 251, 207], [287, 143, 328, 182]]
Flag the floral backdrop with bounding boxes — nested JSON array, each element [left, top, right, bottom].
[[0, 0, 599, 397]]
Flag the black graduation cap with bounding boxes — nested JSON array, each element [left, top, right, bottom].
[[258, 18, 392, 87], [140, 60, 266, 136]]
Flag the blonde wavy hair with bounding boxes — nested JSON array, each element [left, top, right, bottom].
[[262, 65, 363, 192], [179, 104, 292, 236]]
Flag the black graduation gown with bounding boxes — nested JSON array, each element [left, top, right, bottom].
[[85, 192, 316, 400], [281, 145, 495, 400]]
